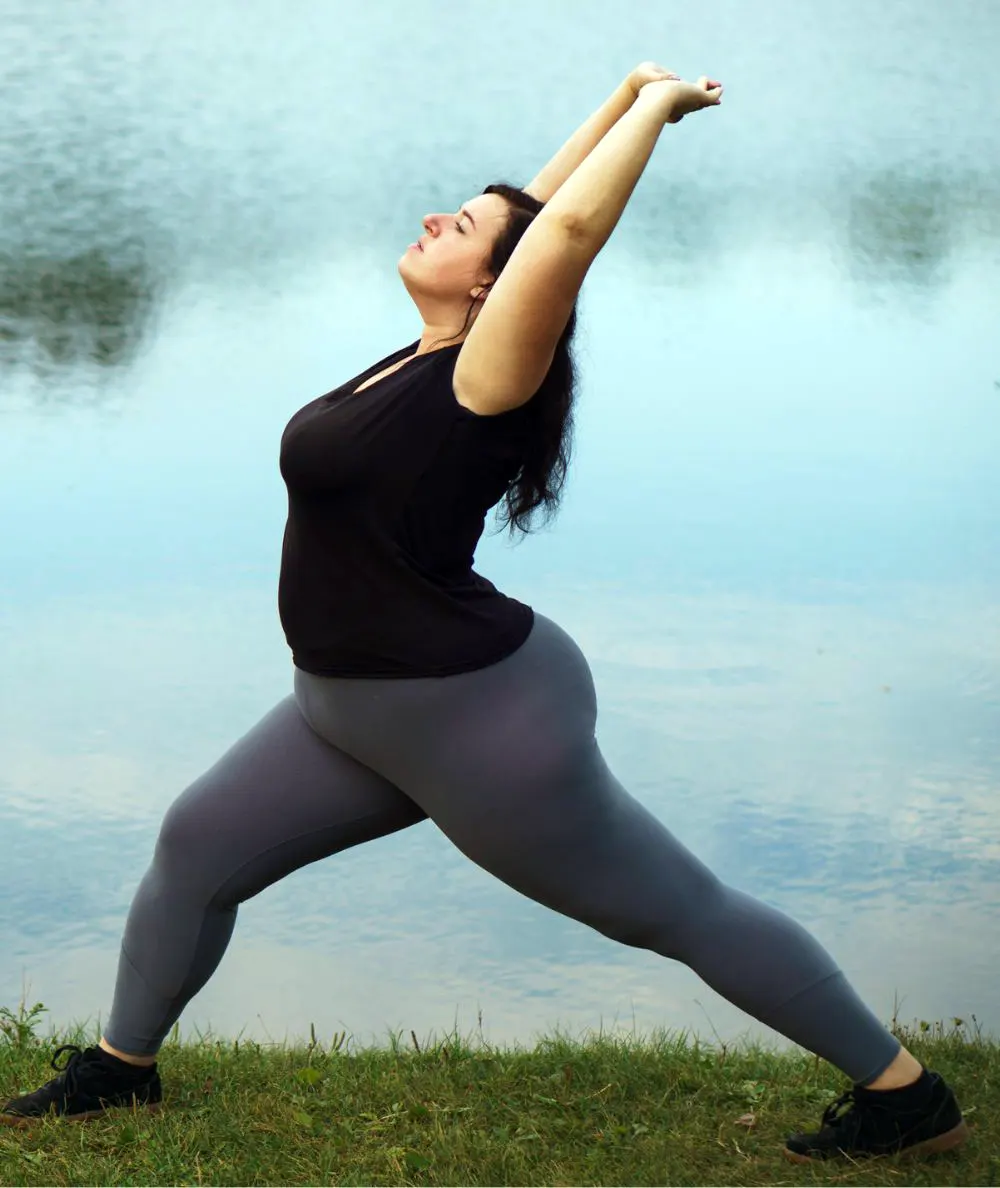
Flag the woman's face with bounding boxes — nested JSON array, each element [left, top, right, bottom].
[[400, 193, 509, 305]]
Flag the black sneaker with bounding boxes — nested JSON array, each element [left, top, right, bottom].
[[784, 1067, 969, 1162], [0, 1044, 162, 1126]]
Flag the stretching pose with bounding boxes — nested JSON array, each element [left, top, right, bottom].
[[2, 64, 968, 1164]]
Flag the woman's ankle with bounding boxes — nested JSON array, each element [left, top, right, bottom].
[[98, 1036, 157, 1068], [861, 1046, 924, 1091]]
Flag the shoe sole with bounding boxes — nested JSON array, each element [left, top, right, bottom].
[[783, 1117, 970, 1163], [0, 1101, 162, 1128]]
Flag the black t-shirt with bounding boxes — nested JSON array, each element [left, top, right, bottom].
[[278, 339, 535, 677]]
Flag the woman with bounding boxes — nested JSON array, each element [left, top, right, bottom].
[[2, 65, 968, 1164]]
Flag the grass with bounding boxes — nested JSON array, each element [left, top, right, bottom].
[[0, 995, 995, 1186]]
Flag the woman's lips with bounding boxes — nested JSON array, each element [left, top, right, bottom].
[[410, 241, 423, 252]]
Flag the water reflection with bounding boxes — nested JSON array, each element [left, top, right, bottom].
[[0, 242, 159, 377], [0, 156, 996, 399], [1, 0, 997, 1052], [841, 169, 953, 291]]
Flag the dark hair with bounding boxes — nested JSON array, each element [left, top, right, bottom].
[[427, 182, 580, 540]]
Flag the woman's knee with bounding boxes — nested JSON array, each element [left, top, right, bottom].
[[151, 774, 234, 879]]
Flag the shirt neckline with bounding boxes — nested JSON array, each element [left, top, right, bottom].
[[345, 340, 462, 398]]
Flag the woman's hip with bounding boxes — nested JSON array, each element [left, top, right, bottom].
[[292, 610, 600, 791]]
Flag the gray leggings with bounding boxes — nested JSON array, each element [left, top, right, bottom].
[[105, 612, 901, 1085]]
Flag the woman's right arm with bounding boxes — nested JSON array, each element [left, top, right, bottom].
[[536, 76, 723, 257]]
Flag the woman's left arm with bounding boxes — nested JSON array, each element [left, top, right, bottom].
[[524, 64, 676, 204]]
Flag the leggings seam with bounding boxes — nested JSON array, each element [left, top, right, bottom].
[[206, 810, 413, 907], [119, 942, 161, 998], [769, 968, 844, 1016], [115, 942, 179, 1051]]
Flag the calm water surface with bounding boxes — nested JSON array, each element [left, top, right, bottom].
[[1, 0, 998, 1056]]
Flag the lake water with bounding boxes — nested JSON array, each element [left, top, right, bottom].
[[2, 0, 998, 1060]]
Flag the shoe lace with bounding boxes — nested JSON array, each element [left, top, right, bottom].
[[49, 1044, 88, 1098], [821, 1088, 866, 1140], [821, 1083, 917, 1145]]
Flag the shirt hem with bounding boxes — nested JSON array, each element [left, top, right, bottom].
[[291, 606, 535, 679]]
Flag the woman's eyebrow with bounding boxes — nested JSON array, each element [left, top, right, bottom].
[[460, 208, 477, 230]]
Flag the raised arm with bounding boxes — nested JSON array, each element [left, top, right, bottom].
[[523, 79, 637, 204], [538, 76, 723, 251], [523, 64, 678, 204], [453, 78, 720, 417]]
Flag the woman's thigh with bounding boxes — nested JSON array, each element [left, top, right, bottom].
[[294, 615, 724, 947], [154, 693, 428, 907]]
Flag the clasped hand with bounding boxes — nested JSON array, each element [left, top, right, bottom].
[[627, 61, 724, 124]]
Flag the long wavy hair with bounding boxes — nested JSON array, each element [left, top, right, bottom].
[[426, 182, 581, 540]]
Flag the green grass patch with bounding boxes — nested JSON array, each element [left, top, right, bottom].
[[0, 998, 995, 1185]]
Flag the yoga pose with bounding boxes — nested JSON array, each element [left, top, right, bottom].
[[2, 64, 968, 1164]]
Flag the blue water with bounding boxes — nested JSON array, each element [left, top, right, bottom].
[[1, 0, 997, 1057]]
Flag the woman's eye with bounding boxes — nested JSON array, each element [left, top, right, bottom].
[[455, 220, 465, 234]]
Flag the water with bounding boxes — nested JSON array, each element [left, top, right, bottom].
[[1, 0, 998, 1057]]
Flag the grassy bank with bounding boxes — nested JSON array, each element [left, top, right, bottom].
[[0, 998, 995, 1186]]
